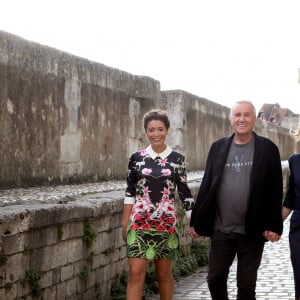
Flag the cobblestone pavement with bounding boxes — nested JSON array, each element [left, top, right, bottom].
[[0, 180, 128, 206], [0, 171, 203, 207], [148, 218, 295, 300]]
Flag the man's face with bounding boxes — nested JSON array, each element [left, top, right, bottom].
[[231, 102, 256, 136]]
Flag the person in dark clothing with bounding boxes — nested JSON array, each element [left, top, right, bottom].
[[282, 153, 300, 300], [189, 100, 283, 300]]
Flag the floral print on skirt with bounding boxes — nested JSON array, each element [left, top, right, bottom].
[[127, 226, 179, 260]]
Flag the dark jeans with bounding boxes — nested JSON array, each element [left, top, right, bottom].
[[207, 231, 264, 300]]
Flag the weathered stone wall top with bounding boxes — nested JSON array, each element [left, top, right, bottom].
[[0, 30, 161, 100]]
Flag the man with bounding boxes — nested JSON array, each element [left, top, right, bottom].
[[189, 101, 283, 300]]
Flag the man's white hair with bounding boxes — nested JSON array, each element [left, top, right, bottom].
[[229, 101, 256, 119]]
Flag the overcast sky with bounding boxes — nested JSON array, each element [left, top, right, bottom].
[[1, 0, 300, 115]]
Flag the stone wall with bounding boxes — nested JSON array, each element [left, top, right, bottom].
[[0, 183, 201, 300], [0, 193, 125, 299], [0, 30, 296, 300], [0, 30, 298, 189], [0, 31, 160, 188]]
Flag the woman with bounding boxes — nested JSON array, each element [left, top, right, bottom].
[[282, 153, 300, 300], [122, 109, 194, 300]]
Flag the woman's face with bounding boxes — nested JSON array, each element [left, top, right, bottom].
[[146, 120, 168, 151]]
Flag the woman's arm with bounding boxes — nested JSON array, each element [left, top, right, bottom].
[[122, 204, 133, 241], [122, 153, 137, 241]]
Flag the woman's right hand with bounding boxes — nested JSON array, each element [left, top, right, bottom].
[[122, 225, 127, 242], [121, 204, 133, 243]]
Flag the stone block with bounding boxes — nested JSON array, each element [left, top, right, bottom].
[[66, 278, 77, 297], [56, 281, 67, 299], [114, 226, 124, 249], [2, 233, 24, 255], [25, 226, 58, 250], [41, 285, 57, 300], [63, 221, 83, 240], [67, 238, 87, 264], [40, 270, 53, 289], [2, 282, 17, 300], [5, 253, 29, 283], [61, 265, 74, 282], [86, 269, 96, 289], [0, 288, 4, 300]]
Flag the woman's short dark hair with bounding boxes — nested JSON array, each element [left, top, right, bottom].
[[143, 109, 170, 130]]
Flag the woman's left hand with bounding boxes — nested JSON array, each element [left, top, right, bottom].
[[188, 226, 201, 239], [262, 230, 281, 242]]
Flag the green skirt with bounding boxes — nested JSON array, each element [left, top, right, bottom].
[[126, 229, 179, 260]]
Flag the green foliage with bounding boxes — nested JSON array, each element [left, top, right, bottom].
[[144, 261, 159, 296], [24, 268, 42, 297], [109, 264, 159, 300], [24, 247, 33, 255], [0, 250, 8, 266], [172, 239, 210, 280], [87, 251, 95, 264], [191, 239, 210, 266], [102, 247, 114, 256], [81, 191, 98, 196], [82, 219, 97, 248], [109, 272, 128, 300], [57, 224, 63, 241], [173, 246, 197, 278], [80, 250, 95, 282], [79, 266, 90, 282], [58, 195, 76, 204], [79, 224, 97, 285], [5, 282, 13, 290]]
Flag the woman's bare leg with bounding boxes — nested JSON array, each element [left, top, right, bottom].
[[126, 258, 148, 300], [154, 259, 174, 300]]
